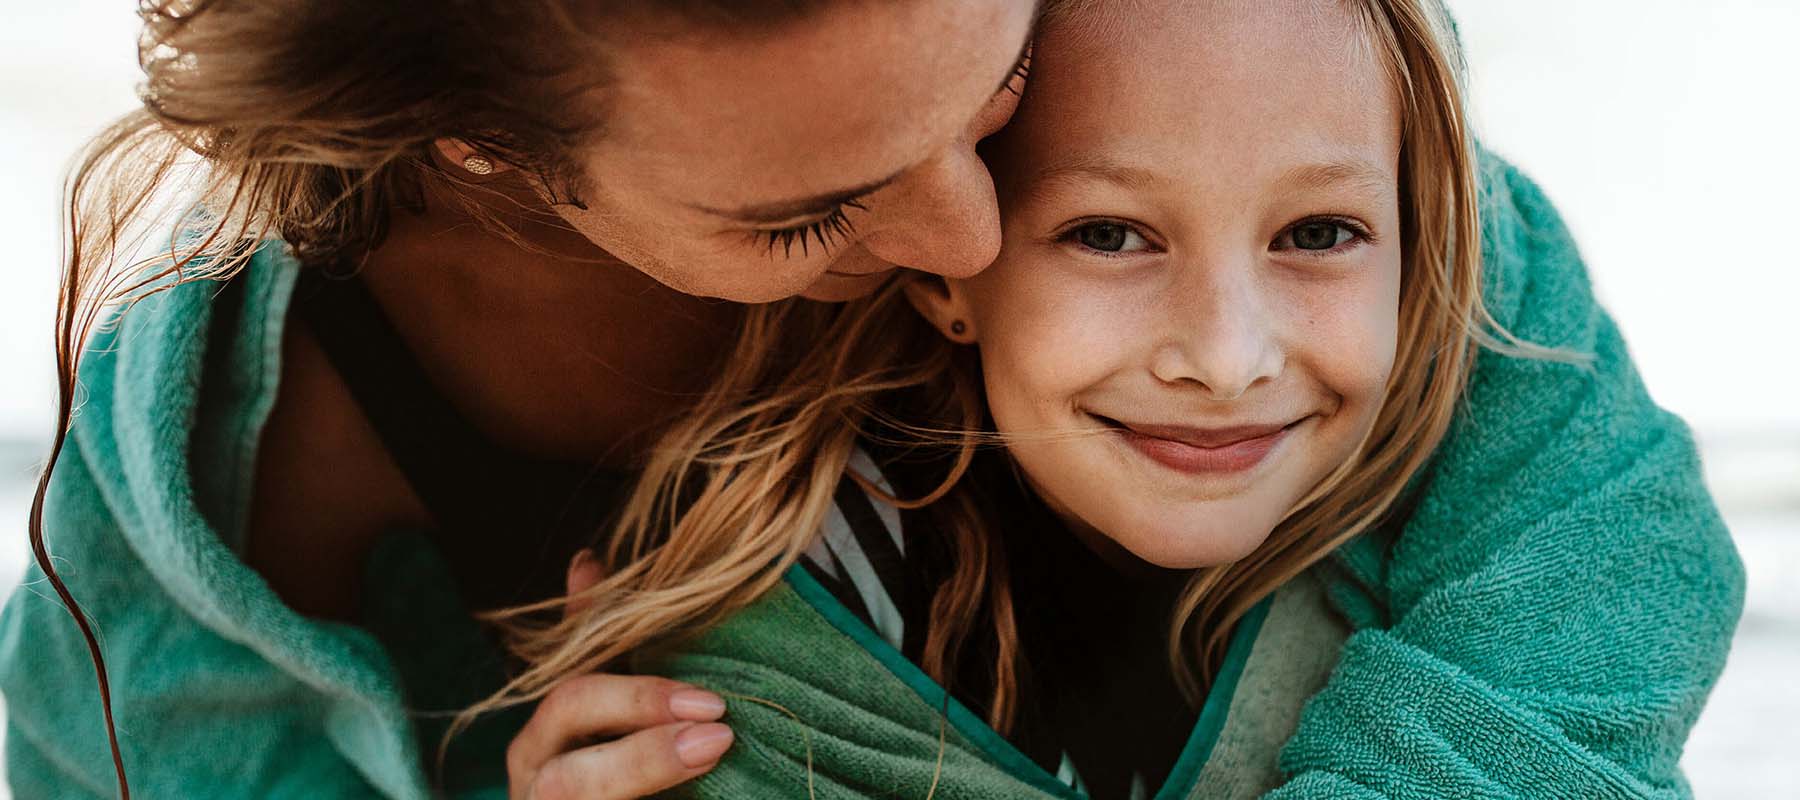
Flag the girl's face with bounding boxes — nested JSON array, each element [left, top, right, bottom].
[[550, 0, 1039, 303], [918, 0, 1405, 568]]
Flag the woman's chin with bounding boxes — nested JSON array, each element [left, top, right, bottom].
[[798, 270, 891, 302]]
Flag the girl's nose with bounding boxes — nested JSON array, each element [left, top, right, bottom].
[[1149, 263, 1284, 400]]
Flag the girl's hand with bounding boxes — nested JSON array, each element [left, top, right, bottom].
[[506, 552, 733, 799]]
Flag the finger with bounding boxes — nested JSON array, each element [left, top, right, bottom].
[[526, 721, 733, 800], [564, 549, 606, 618], [509, 675, 726, 781]]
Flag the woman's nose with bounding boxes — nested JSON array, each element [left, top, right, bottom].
[[858, 145, 1001, 279]]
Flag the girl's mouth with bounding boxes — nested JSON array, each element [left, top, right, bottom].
[[1090, 413, 1306, 475]]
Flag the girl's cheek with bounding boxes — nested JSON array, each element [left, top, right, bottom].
[[986, 292, 1130, 381], [1294, 278, 1400, 412], [975, 316, 1090, 421]]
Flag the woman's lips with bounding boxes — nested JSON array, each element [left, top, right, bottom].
[[1100, 416, 1302, 474]]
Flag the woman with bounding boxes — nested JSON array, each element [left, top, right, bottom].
[[2, 1, 1036, 797]]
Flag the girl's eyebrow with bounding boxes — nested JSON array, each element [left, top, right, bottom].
[[1027, 155, 1393, 198], [1028, 157, 1162, 195], [1278, 158, 1393, 195]]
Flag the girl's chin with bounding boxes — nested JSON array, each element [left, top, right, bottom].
[[1111, 522, 1276, 570]]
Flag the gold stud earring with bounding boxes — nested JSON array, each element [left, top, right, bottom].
[[462, 154, 495, 175]]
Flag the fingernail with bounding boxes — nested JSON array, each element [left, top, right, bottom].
[[675, 722, 734, 767], [669, 689, 727, 720]]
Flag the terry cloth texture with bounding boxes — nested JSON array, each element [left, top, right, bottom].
[[0, 151, 1741, 798]]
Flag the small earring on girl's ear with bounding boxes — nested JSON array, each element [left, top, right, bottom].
[[462, 154, 495, 175], [950, 320, 968, 336]]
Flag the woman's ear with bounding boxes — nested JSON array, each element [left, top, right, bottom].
[[432, 138, 515, 178], [903, 276, 980, 344]]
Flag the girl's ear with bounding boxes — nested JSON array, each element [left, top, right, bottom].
[[432, 138, 516, 177], [903, 276, 980, 344]]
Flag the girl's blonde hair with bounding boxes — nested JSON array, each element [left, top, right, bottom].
[[477, 0, 1546, 736]]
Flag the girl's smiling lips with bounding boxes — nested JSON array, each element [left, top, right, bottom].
[[1093, 414, 1308, 474]]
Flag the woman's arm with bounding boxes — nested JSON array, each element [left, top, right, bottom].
[[1268, 154, 1744, 799]]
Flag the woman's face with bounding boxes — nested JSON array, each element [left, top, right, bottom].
[[553, 0, 1039, 303], [921, 0, 1405, 568]]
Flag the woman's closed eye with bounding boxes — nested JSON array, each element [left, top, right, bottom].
[[753, 198, 868, 259], [1058, 219, 1156, 256], [1001, 44, 1033, 97], [1271, 216, 1373, 257]]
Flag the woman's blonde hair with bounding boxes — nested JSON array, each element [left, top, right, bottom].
[[477, 0, 1548, 737]]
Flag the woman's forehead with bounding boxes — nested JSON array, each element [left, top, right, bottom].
[[588, 0, 1037, 207]]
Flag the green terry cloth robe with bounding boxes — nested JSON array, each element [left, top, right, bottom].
[[0, 151, 1741, 799]]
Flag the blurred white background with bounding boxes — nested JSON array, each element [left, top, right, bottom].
[[1, 0, 1795, 797]]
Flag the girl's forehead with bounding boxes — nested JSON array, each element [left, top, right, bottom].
[[1035, 0, 1386, 101], [1011, 0, 1399, 187]]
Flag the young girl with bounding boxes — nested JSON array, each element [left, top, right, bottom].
[[496, 0, 1742, 797]]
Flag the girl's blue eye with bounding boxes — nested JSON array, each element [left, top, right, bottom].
[[1071, 221, 1148, 253], [1275, 219, 1365, 253]]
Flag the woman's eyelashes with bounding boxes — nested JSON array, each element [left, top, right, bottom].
[[754, 198, 868, 259], [750, 45, 1035, 263], [1271, 216, 1374, 257], [1002, 45, 1033, 97]]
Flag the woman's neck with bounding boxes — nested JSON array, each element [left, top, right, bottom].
[[352, 196, 743, 468]]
